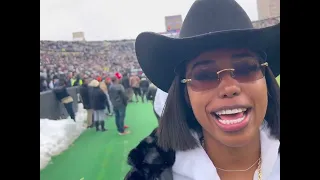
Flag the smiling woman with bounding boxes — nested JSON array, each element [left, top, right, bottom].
[[183, 49, 269, 147], [125, 0, 280, 179]]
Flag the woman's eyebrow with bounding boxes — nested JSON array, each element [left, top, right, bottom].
[[191, 60, 216, 70], [231, 52, 255, 59]]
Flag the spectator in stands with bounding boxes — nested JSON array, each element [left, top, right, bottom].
[[66, 73, 73, 87], [130, 74, 141, 102], [91, 80, 109, 132], [40, 40, 139, 76], [139, 76, 150, 103], [79, 78, 93, 128], [48, 75, 59, 89], [54, 76, 60, 87], [109, 76, 130, 135], [40, 39, 145, 87], [53, 79, 76, 121], [73, 74, 83, 86]]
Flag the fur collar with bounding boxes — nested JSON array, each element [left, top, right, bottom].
[[125, 128, 175, 180]]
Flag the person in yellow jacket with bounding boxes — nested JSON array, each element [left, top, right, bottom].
[[72, 74, 83, 86]]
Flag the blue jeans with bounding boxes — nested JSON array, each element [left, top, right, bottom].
[[114, 106, 126, 133], [105, 93, 113, 114]]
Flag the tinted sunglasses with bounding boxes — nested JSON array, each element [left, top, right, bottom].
[[181, 56, 268, 92]]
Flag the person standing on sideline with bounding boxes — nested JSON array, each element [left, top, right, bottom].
[[146, 83, 157, 104], [121, 73, 132, 102], [79, 78, 93, 128], [53, 78, 76, 121], [129, 74, 141, 102], [139, 76, 150, 103], [109, 76, 130, 135], [91, 80, 110, 132], [105, 77, 113, 92]]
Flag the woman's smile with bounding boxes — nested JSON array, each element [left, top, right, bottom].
[[210, 107, 252, 132]]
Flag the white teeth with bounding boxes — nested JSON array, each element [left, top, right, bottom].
[[215, 108, 247, 115], [219, 116, 245, 125]]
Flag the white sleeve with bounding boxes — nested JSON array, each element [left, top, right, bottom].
[[154, 88, 168, 117]]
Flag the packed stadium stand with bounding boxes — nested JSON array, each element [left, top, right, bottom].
[[40, 17, 280, 83]]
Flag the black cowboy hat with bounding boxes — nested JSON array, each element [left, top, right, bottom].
[[135, 0, 280, 92]]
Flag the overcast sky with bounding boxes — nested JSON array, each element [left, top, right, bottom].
[[40, 0, 258, 41]]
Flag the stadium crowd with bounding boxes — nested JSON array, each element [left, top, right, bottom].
[[40, 16, 280, 92], [40, 40, 140, 91]]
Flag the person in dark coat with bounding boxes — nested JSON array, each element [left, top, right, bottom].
[[79, 78, 93, 128], [146, 84, 159, 121], [139, 77, 150, 103], [146, 84, 157, 103], [88, 80, 95, 125], [53, 78, 76, 121], [109, 76, 130, 135], [90, 80, 110, 132], [121, 73, 133, 102]]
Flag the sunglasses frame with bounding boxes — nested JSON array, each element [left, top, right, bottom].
[[181, 62, 268, 84]]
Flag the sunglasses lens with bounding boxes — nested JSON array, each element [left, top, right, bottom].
[[189, 63, 220, 91], [232, 60, 265, 83], [188, 59, 266, 91]]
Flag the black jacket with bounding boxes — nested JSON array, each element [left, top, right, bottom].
[[88, 86, 94, 109], [140, 79, 150, 90], [147, 86, 157, 101], [91, 87, 110, 111], [79, 84, 91, 109], [109, 84, 128, 108], [122, 76, 130, 89], [53, 86, 70, 102]]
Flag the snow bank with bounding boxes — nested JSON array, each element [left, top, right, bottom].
[[40, 103, 87, 170]]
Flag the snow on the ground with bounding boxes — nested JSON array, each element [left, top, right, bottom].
[[40, 103, 87, 170]]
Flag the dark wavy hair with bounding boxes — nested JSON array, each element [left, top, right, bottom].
[[157, 64, 280, 152]]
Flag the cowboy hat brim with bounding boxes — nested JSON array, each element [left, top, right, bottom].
[[135, 23, 280, 93]]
